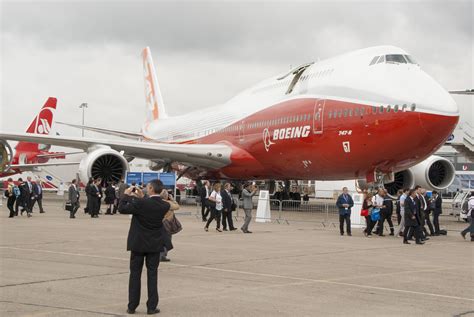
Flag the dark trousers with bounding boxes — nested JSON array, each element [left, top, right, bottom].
[[7, 196, 16, 217], [461, 216, 473, 238], [32, 198, 44, 212], [15, 198, 24, 215], [339, 214, 351, 234], [396, 212, 401, 225], [221, 210, 235, 230], [424, 212, 435, 235], [377, 212, 394, 235], [433, 212, 440, 234], [201, 200, 210, 220], [404, 225, 422, 243], [128, 251, 160, 312], [364, 216, 375, 235], [205, 207, 221, 229], [70, 202, 80, 218]]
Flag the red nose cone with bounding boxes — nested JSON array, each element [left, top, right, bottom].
[[418, 112, 459, 153]]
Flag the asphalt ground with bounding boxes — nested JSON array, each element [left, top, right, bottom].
[[0, 197, 473, 317]]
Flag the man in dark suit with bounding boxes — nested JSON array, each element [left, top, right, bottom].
[[221, 182, 237, 231], [403, 189, 424, 245], [199, 181, 210, 222], [378, 189, 394, 236], [89, 178, 102, 218], [25, 176, 35, 216], [32, 180, 45, 213], [68, 179, 80, 218], [336, 187, 354, 236], [431, 191, 443, 235], [119, 179, 172, 315]]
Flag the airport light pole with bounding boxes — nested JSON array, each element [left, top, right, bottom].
[[79, 103, 88, 137]]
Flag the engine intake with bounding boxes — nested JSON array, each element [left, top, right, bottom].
[[79, 147, 128, 184], [0, 140, 13, 173]]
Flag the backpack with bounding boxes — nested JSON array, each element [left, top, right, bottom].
[[13, 186, 20, 198]]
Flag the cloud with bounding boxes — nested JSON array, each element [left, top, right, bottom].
[[1, 0, 472, 134]]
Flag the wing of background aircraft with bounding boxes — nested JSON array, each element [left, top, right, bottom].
[[449, 89, 473, 95], [10, 161, 81, 169], [0, 132, 232, 170]]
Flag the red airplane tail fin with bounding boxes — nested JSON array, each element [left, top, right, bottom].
[[15, 97, 57, 155]]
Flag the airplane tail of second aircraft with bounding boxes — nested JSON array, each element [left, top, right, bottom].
[[142, 47, 168, 124]]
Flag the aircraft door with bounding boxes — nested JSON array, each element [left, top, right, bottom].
[[313, 99, 325, 134], [239, 120, 245, 142]]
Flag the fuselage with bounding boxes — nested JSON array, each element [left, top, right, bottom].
[[142, 46, 459, 180]]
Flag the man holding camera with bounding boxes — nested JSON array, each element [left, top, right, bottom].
[[118, 179, 173, 315]]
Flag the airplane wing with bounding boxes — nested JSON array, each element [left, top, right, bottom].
[[0, 132, 232, 170], [10, 162, 81, 169], [56, 121, 143, 140]]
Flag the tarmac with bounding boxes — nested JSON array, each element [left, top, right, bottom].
[[0, 197, 473, 316]]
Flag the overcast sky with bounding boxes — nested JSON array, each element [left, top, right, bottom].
[[1, 0, 472, 136]]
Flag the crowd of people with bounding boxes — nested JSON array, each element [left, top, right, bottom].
[[337, 185, 474, 243], [200, 180, 258, 233], [4, 176, 45, 218]]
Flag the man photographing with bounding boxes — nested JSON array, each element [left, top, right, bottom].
[[118, 179, 173, 315]]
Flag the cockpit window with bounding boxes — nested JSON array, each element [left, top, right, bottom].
[[385, 54, 407, 64], [369, 56, 379, 65], [404, 55, 417, 64], [377, 55, 385, 64]]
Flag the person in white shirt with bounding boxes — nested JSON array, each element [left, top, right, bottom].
[[460, 192, 474, 241], [204, 183, 223, 232]]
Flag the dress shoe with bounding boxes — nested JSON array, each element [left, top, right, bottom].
[[423, 237, 430, 241], [147, 308, 160, 314], [416, 241, 425, 245], [40, 211, 45, 213], [230, 228, 237, 231], [127, 308, 135, 314], [340, 233, 344, 236], [27, 213, 32, 218], [160, 257, 170, 262], [202, 219, 207, 222], [461, 232, 466, 240], [223, 228, 228, 231], [245, 230, 252, 233], [378, 234, 385, 237], [403, 241, 410, 244], [216, 228, 222, 232], [389, 232, 394, 236], [347, 233, 352, 236], [204, 227, 208, 232]]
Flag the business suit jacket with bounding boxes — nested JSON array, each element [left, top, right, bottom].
[[89, 185, 101, 212], [433, 195, 442, 215], [68, 185, 80, 204], [119, 195, 172, 253], [221, 189, 232, 211], [242, 189, 256, 210], [336, 193, 354, 215], [404, 197, 419, 227], [32, 183, 43, 199]]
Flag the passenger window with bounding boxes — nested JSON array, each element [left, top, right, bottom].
[[402, 104, 407, 112], [387, 105, 391, 112], [354, 108, 359, 116], [343, 109, 348, 117], [372, 107, 377, 114], [369, 56, 379, 65], [394, 105, 399, 112], [349, 109, 353, 117], [338, 110, 342, 118], [410, 103, 416, 111], [329, 111, 332, 119], [379, 105, 384, 113], [360, 108, 365, 115]]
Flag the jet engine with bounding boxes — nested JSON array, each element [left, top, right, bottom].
[[357, 156, 456, 197], [79, 147, 129, 184], [0, 140, 13, 173]]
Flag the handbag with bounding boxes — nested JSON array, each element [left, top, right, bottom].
[[163, 212, 183, 235], [371, 208, 380, 221], [65, 201, 74, 212], [360, 209, 369, 217]]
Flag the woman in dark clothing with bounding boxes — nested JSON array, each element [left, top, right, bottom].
[[362, 193, 375, 237], [104, 182, 116, 214]]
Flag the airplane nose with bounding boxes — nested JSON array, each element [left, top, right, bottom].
[[418, 112, 459, 151]]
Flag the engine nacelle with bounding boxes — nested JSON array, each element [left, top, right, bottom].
[[0, 140, 13, 173], [383, 156, 455, 197], [410, 155, 456, 191], [79, 147, 129, 184]]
